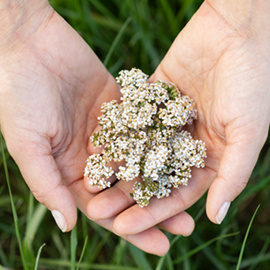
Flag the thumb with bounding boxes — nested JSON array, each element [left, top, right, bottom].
[[206, 131, 267, 224], [9, 142, 77, 232]]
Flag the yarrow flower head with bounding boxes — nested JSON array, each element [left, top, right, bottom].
[[84, 68, 207, 207]]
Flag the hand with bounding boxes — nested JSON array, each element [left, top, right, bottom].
[[0, 1, 194, 255], [0, 2, 121, 229], [86, 0, 270, 243]]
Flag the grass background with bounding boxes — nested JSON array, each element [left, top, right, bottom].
[[1, 0, 270, 269]]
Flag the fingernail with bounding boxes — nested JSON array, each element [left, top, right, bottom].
[[51, 210, 67, 232], [216, 202, 231, 224]]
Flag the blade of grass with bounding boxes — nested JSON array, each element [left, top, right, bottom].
[[75, 236, 88, 270], [236, 176, 270, 204], [1, 135, 28, 270], [113, 238, 126, 266], [0, 139, 9, 167], [180, 245, 191, 270], [192, 231, 228, 270], [169, 204, 205, 249], [89, 0, 115, 18], [240, 253, 270, 269], [52, 231, 69, 260], [127, 242, 153, 270], [87, 230, 111, 263], [247, 236, 270, 270], [23, 203, 47, 265], [155, 255, 166, 270], [34, 243, 46, 270], [165, 253, 174, 270], [71, 225, 78, 270], [25, 203, 47, 243], [156, 252, 174, 270], [0, 245, 9, 268], [235, 204, 260, 270], [103, 16, 132, 67], [26, 192, 34, 227], [159, 0, 176, 34], [39, 258, 140, 270], [173, 232, 239, 264]]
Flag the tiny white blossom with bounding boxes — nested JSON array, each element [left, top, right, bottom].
[[84, 68, 206, 207]]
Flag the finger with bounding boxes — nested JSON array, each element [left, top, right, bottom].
[[157, 211, 195, 236], [9, 143, 77, 232], [68, 179, 170, 256], [123, 227, 170, 256], [112, 166, 215, 235], [206, 134, 266, 224], [86, 174, 139, 219], [84, 175, 118, 193]]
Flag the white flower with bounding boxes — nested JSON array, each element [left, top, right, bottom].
[[84, 68, 206, 207], [144, 145, 171, 181], [158, 96, 197, 127], [84, 154, 114, 189]]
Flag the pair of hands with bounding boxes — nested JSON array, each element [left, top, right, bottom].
[[0, 1, 269, 255]]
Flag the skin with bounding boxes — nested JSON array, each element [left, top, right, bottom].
[[86, 0, 270, 244], [1, 0, 269, 256], [0, 0, 194, 255]]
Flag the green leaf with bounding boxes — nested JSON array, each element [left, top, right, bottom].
[[104, 17, 132, 67], [173, 232, 239, 264], [1, 134, 29, 270], [236, 204, 261, 270], [76, 236, 88, 270], [127, 243, 153, 270], [34, 243, 46, 270], [71, 225, 78, 270]]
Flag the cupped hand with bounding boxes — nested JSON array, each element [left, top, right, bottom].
[[0, 2, 194, 255], [86, 1, 270, 239], [0, 3, 120, 229]]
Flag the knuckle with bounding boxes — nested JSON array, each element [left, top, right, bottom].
[[31, 189, 49, 206], [233, 179, 248, 196], [171, 189, 187, 209]]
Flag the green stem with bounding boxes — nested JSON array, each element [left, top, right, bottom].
[[236, 204, 261, 270], [0, 135, 29, 270]]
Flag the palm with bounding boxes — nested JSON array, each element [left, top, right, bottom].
[[1, 9, 177, 255], [152, 1, 270, 210], [25, 15, 121, 187], [88, 2, 270, 236], [0, 10, 120, 224]]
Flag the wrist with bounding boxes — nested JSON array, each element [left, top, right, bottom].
[[0, 0, 53, 50]]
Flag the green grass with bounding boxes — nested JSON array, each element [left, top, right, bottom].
[[1, 0, 270, 269]]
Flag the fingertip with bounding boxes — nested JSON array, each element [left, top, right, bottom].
[[206, 177, 232, 224], [158, 211, 195, 236], [11, 151, 78, 232], [50, 206, 77, 232], [86, 195, 111, 220], [113, 206, 144, 236], [83, 176, 104, 193], [124, 228, 170, 256], [51, 209, 69, 232], [48, 186, 78, 232], [180, 213, 195, 237], [34, 184, 78, 232], [87, 142, 103, 155]]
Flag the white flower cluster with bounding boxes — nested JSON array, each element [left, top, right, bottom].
[[84, 68, 207, 207]]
